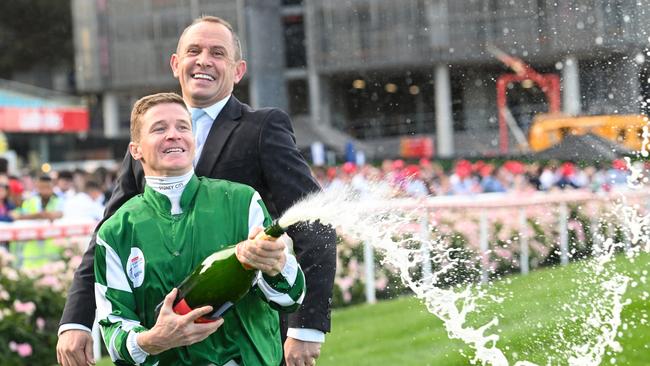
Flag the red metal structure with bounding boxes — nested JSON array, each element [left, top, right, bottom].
[[489, 46, 561, 154]]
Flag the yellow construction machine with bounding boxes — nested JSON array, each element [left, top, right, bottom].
[[489, 44, 648, 154]]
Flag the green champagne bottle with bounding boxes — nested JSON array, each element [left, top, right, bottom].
[[155, 220, 285, 323]]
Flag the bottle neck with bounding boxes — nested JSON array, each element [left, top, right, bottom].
[[264, 221, 285, 238]]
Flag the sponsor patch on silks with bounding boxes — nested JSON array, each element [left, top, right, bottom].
[[127, 248, 145, 287]]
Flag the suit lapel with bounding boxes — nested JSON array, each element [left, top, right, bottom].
[[195, 96, 243, 176]]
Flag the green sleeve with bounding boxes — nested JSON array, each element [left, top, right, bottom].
[[95, 228, 160, 365], [248, 191, 307, 313]]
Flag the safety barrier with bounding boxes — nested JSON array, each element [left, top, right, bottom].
[[361, 188, 650, 303], [0, 220, 97, 241]]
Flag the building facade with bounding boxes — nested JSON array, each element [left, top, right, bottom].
[[71, 0, 650, 159]]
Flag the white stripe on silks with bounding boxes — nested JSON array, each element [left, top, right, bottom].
[[102, 314, 122, 362], [95, 283, 142, 329], [248, 191, 265, 235], [107, 323, 122, 362], [280, 251, 299, 287], [94, 283, 113, 324], [256, 272, 298, 307], [297, 290, 305, 304], [96, 282, 145, 363], [97, 236, 132, 292]]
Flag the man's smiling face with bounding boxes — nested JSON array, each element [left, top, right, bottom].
[[170, 21, 246, 108], [129, 102, 195, 177]]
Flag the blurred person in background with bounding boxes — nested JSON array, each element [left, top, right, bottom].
[[12, 175, 63, 221], [19, 171, 36, 199], [418, 159, 435, 189], [525, 162, 542, 191], [72, 168, 88, 194], [9, 175, 63, 268], [403, 164, 428, 197], [424, 161, 449, 196], [450, 160, 480, 195], [555, 162, 580, 189], [321, 166, 338, 189], [582, 165, 606, 192], [91, 166, 118, 203], [571, 164, 590, 189], [62, 180, 105, 221], [0, 182, 14, 250], [389, 159, 408, 191], [324, 163, 353, 192], [607, 159, 629, 188], [539, 161, 559, 190], [479, 164, 506, 193], [7, 177, 25, 207], [0, 182, 15, 222], [55, 170, 77, 203]]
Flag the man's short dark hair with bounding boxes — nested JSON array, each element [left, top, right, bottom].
[[38, 175, 53, 183], [84, 180, 102, 192], [58, 170, 73, 181]]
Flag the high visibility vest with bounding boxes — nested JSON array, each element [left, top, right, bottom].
[[10, 195, 62, 269]]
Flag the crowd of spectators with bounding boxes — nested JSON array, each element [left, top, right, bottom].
[[0, 157, 638, 224], [0, 167, 117, 226], [313, 158, 637, 198]]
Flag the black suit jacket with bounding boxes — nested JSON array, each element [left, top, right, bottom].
[[60, 96, 337, 333]]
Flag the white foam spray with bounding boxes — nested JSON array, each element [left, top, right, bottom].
[[278, 177, 648, 365]]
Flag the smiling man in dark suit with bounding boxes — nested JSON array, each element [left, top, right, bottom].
[[57, 15, 336, 366]]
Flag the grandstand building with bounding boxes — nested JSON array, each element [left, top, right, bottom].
[[71, 0, 650, 159]]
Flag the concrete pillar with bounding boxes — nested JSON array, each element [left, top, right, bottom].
[[304, 0, 331, 127], [307, 72, 332, 127], [611, 54, 641, 114], [435, 64, 454, 157], [102, 92, 119, 138], [244, 0, 288, 111], [308, 71, 322, 125], [562, 56, 581, 116], [189, 0, 201, 18], [39, 136, 49, 163]]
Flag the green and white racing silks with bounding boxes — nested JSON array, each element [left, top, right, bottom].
[[95, 175, 305, 366]]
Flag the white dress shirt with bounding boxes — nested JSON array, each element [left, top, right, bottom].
[[190, 96, 229, 166]]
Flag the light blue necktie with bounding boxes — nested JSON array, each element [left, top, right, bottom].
[[191, 108, 208, 166]]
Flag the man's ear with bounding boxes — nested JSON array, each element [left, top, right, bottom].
[[129, 142, 142, 161], [233, 60, 247, 84], [170, 54, 180, 79]]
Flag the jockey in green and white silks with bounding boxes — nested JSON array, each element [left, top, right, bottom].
[[95, 172, 305, 366]]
